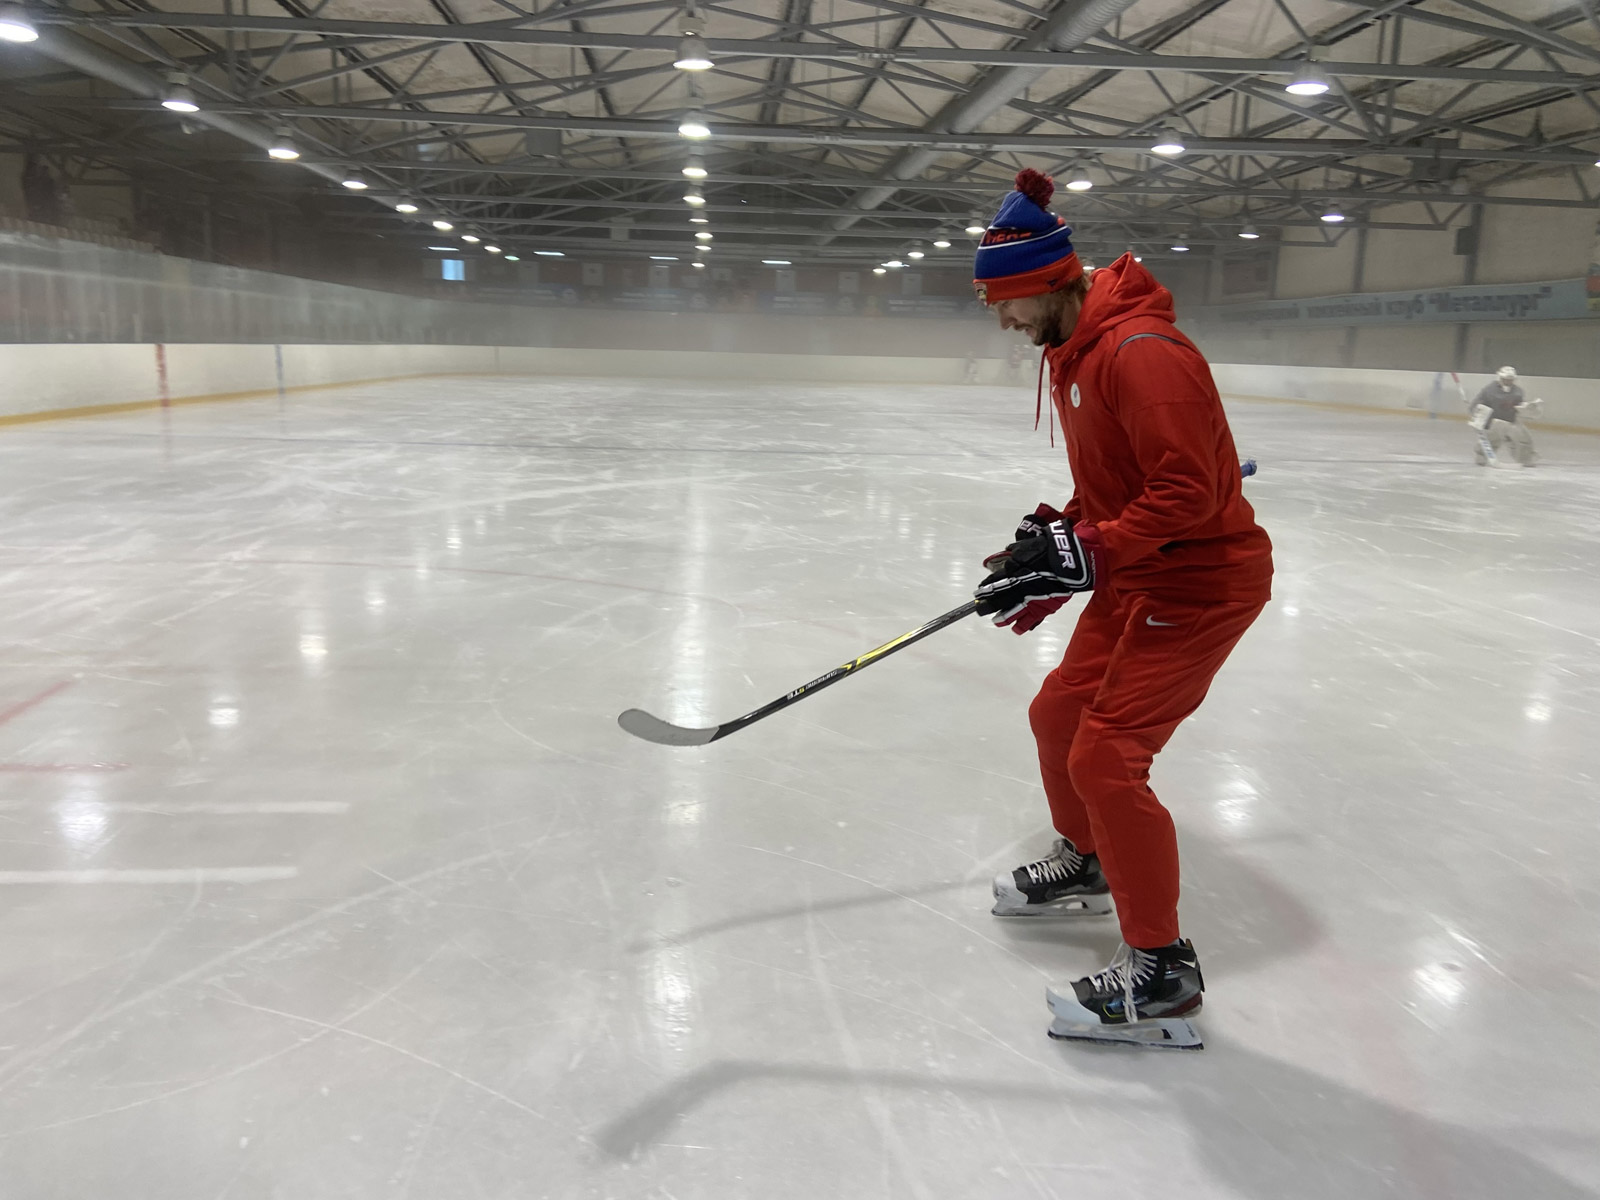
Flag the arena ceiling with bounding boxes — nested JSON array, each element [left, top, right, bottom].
[[3, 0, 1599, 265]]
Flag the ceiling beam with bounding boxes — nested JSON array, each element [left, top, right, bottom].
[[7, 146, 1589, 210], [42, 98, 1598, 163], [350, 212, 1451, 236], [822, 0, 1146, 242], [35, 12, 1600, 88], [409, 182, 1600, 212]]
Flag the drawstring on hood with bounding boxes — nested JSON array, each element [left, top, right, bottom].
[[1034, 351, 1054, 446]]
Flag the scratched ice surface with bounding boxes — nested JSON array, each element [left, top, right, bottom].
[[0, 377, 1596, 1199]]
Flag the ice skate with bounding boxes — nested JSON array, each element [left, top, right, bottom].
[[1045, 939, 1205, 1050], [991, 838, 1113, 917]]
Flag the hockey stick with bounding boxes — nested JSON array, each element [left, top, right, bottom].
[[618, 600, 980, 746]]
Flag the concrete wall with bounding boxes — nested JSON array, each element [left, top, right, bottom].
[[1193, 172, 1600, 376]]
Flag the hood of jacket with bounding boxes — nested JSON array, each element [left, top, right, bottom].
[[1046, 253, 1176, 370]]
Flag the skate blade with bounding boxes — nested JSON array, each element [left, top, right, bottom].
[[1046, 1017, 1203, 1050], [990, 896, 1113, 918], [1045, 986, 1203, 1049]]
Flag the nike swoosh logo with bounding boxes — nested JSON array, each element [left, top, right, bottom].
[[1146, 616, 1177, 627]]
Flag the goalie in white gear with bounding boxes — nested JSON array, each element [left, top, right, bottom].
[[1468, 366, 1540, 467]]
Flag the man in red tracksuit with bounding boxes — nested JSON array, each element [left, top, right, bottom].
[[971, 169, 1272, 1049]]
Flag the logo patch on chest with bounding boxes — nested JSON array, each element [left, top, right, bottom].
[[1069, 383, 1082, 409]]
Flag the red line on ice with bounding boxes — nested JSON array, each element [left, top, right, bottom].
[[0, 681, 73, 728], [0, 763, 129, 773]]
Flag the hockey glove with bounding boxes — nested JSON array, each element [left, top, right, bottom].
[[1011, 502, 1063, 543], [981, 502, 1062, 574], [974, 519, 1103, 629], [978, 504, 1069, 635]]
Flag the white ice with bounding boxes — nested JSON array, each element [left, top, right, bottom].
[[0, 376, 1597, 1199]]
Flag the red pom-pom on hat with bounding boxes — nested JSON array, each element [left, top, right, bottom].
[[1013, 168, 1054, 208]]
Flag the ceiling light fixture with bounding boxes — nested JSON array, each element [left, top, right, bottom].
[[0, 3, 39, 43], [885, 259, 905, 269], [484, 245, 502, 253], [872, 266, 887, 275], [1170, 238, 1190, 252], [682, 155, 707, 179], [504, 255, 520, 261], [1150, 128, 1186, 156], [695, 230, 713, 240], [1238, 223, 1260, 239], [673, 34, 713, 71], [693, 261, 707, 269], [964, 219, 987, 235], [762, 259, 792, 266], [907, 245, 925, 259], [684, 188, 706, 206], [432, 219, 454, 232], [426, 245, 456, 251], [266, 127, 300, 161], [341, 171, 368, 190], [394, 201, 419, 214], [689, 215, 709, 224], [1065, 169, 1093, 191], [1321, 203, 1346, 223], [161, 72, 200, 113], [1286, 50, 1331, 97], [932, 237, 952, 249], [461, 234, 480, 244], [678, 110, 711, 139], [650, 255, 679, 261], [535, 250, 564, 257]]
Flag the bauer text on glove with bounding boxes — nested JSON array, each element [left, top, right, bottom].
[[973, 520, 1104, 624]]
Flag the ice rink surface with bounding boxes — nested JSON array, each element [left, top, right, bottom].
[[0, 374, 1597, 1200]]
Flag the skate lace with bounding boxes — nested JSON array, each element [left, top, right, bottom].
[[1087, 944, 1158, 1022], [1025, 842, 1083, 885]]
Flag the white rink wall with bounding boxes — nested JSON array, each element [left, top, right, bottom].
[[0, 343, 487, 420], [3, 341, 1598, 433], [0, 341, 1021, 421], [494, 346, 1016, 385], [1212, 362, 1600, 432]]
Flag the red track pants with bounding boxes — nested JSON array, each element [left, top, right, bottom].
[[1029, 588, 1266, 948]]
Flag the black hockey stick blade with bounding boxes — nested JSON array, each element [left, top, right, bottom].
[[617, 599, 980, 747], [617, 708, 720, 747]]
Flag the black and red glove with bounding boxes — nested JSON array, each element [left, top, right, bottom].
[[975, 516, 1103, 632], [978, 504, 1072, 635]]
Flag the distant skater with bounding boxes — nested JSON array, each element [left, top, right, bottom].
[[1468, 366, 1540, 467]]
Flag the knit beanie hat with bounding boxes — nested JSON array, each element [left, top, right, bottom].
[[972, 169, 1082, 304]]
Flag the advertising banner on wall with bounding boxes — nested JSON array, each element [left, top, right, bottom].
[[1197, 277, 1593, 327]]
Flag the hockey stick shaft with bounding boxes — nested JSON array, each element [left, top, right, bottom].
[[619, 600, 979, 745], [727, 599, 980, 735]]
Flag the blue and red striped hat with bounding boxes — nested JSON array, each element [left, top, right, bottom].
[[972, 169, 1082, 304]]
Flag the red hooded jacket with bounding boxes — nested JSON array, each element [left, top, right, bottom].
[[1043, 254, 1272, 602]]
